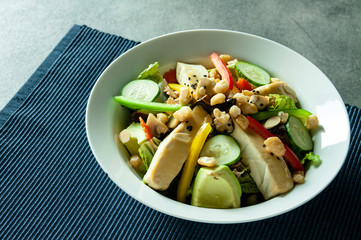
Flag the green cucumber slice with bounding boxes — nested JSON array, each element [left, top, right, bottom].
[[286, 115, 313, 152], [200, 135, 241, 166], [235, 61, 270, 86], [121, 79, 160, 102]]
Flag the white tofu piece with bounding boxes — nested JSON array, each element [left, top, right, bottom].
[[176, 62, 208, 89], [231, 123, 294, 200]]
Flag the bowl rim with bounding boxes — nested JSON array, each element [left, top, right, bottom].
[[85, 29, 350, 224]]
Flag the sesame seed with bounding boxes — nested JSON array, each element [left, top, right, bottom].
[[252, 90, 255, 92], [193, 75, 196, 77], [203, 75, 207, 77], [270, 152, 274, 156], [187, 125, 193, 131], [256, 91, 260, 94]]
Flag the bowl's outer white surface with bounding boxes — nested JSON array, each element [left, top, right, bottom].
[[86, 30, 350, 223]]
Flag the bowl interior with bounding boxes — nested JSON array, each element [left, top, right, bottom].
[[86, 30, 350, 223]]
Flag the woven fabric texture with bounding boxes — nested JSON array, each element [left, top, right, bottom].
[[1, 25, 360, 239]]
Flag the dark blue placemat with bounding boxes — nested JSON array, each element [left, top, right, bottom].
[[1, 25, 360, 239]]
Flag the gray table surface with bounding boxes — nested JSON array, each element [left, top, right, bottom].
[[1, 0, 360, 110]]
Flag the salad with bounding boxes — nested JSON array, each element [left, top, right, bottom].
[[114, 52, 321, 208]]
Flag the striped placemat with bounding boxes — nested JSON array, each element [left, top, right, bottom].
[[1, 25, 360, 239]]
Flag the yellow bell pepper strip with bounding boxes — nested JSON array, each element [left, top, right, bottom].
[[232, 85, 240, 93], [176, 122, 212, 203], [168, 83, 183, 92], [210, 52, 234, 90], [168, 83, 192, 99]]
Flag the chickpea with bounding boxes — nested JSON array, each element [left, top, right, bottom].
[[293, 171, 305, 184], [219, 54, 231, 64], [209, 69, 219, 79], [263, 137, 286, 157], [249, 95, 269, 110], [179, 87, 191, 105], [157, 113, 169, 124], [197, 157, 217, 167], [214, 80, 229, 94], [306, 115, 319, 130], [210, 93, 226, 106], [173, 106, 192, 122], [212, 108, 233, 133], [234, 114, 249, 130], [233, 93, 248, 106], [240, 102, 258, 115], [229, 105, 241, 119]]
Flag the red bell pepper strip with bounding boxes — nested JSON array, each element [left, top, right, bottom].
[[163, 69, 178, 84], [210, 52, 233, 90], [247, 116, 304, 173], [236, 78, 253, 91], [139, 117, 153, 141]]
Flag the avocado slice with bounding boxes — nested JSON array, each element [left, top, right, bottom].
[[191, 165, 242, 208]]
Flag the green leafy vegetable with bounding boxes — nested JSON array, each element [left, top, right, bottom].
[[301, 152, 322, 167], [137, 62, 163, 83], [268, 94, 297, 110], [238, 171, 260, 194], [138, 137, 161, 170], [232, 162, 260, 194]]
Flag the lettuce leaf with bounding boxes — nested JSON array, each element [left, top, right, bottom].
[[137, 62, 163, 83], [231, 161, 260, 194], [301, 152, 322, 167], [138, 143, 153, 170], [238, 171, 260, 194], [138, 137, 161, 170], [268, 94, 297, 110]]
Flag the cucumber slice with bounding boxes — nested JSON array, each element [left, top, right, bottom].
[[286, 115, 313, 151], [235, 61, 270, 86], [200, 135, 241, 166], [121, 79, 160, 102]]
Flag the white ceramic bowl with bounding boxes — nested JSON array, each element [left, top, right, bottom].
[[86, 30, 350, 223]]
